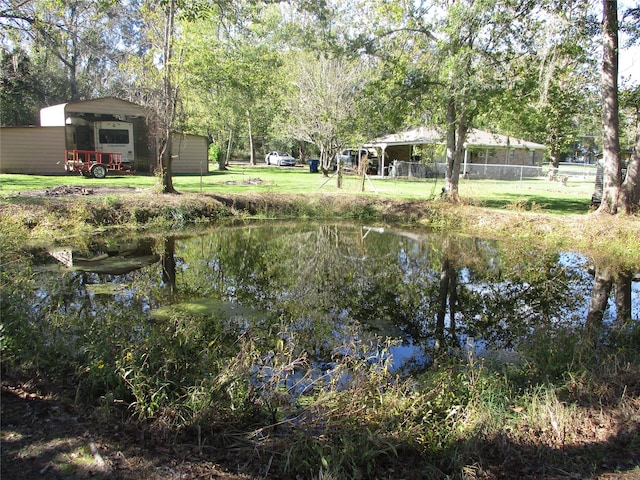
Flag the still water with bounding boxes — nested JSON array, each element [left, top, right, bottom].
[[39, 222, 639, 373]]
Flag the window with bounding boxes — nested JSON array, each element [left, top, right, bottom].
[[98, 129, 129, 144]]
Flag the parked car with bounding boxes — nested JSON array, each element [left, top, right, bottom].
[[335, 149, 363, 167], [265, 151, 296, 166], [335, 148, 379, 174]]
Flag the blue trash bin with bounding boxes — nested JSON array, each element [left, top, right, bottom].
[[309, 158, 320, 173]]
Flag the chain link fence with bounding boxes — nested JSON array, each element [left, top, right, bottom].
[[389, 161, 597, 182]]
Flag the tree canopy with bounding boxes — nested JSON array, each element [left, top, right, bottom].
[[1, 0, 638, 208]]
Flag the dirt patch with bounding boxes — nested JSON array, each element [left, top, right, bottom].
[[9, 185, 147, 198], [1, 379, 258, 480]]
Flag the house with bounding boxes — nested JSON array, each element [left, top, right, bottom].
[[1, 97, 207, 175], [365, 127, 547, 178]]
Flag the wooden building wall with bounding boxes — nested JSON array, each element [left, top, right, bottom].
[[171, 134, 208, 174], [0, 127, 66, 174]]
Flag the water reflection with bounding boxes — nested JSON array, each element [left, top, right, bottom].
[[42, 223, 638, 373], [49, 238, 159, 274], [585, 263, 639, 348]]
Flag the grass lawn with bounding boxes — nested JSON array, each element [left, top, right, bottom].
[[0, 162, 597, 215]]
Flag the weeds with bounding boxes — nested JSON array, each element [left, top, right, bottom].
[[2, 275, 638, 479]]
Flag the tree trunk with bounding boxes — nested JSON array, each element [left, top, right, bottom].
[[248, 114, 255, 166], [547, 141, 561, 180], [298, 141, 306, 165], [444, 97, 467, 202], [619, 123, 640, 213], [360, 152, 369, 192], [614, 271, 632, 326], [597, 0, 621, 214], [68, 4, 80, 100], [161, 236, 177, 298], [454, 114, 468, 195], [160, 0, 177, 194], [435, 257, 450, 350], [444, 97, 459, 201], [320, 145, 330, 176], [219, 129, 231, 171], [549, 147, 561, 171], [448, 262, 459, 347], [160, 134, 175, 193]]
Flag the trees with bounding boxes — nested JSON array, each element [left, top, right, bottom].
[[178, 6, 282, 170], [618, 3, 640, 213], [597, 0, 640, 214], [0, 47, 44, 125], [598, 0, 622, 213], [2, 0, 636, 205], [0, 0, 131, 103], [0, 0, 133, 125], [430, 1, 540, 201], [583, 260, 635, 351], [537, 1, 600, 169], [158, 0, 178, 194], [279, 54, 366, 180], [120, 0, 181, 193], [479, 1, 600, 172], [620, 85, 640, 211], [352, 0, 544, 201], [124, 0, 226, 192]]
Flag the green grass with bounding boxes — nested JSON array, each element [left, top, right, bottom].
[[0, 163, 597, 215], [460, 178, 594, 214]]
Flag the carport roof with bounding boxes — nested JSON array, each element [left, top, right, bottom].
[[40, 97, 146, 126], [366, 127, 546, 150]]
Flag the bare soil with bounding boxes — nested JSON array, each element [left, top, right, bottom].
[[1, 378, 256, 480]]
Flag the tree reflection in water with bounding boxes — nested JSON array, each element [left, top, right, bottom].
[[40, 223, 638, 374], [584, 262, 638, 353]]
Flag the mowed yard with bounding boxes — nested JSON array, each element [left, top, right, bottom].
[[0, 162, 597, 215]]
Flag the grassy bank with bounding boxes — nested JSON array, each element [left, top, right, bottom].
[[1, 166, 638, 261], [1, 162, 596, 214]]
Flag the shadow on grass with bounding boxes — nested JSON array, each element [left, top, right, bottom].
[[478, 193, 593, 215]]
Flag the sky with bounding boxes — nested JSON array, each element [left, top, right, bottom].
[[620, 43, 639, 86], [619, 1, 640, 85]]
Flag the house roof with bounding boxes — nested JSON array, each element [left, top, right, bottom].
[[366, 127, 546, 151], [40, 97, 146, 126], [466, 129, 546, 150]]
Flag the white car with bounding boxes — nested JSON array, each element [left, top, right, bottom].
[[265, 151, 296, 166]]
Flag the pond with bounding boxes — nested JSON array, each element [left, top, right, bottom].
[[36, 222, 639, 377], [5, 221, 637, 478]]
